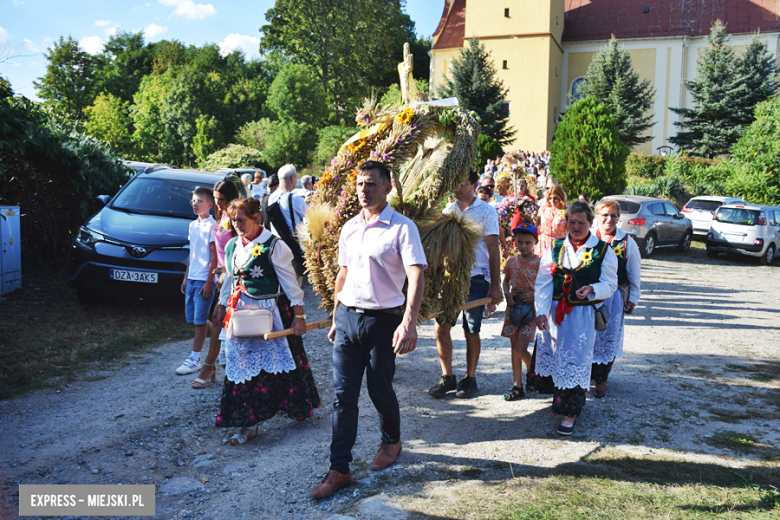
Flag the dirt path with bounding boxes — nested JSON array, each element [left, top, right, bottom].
[[1, 245, 779, 519]]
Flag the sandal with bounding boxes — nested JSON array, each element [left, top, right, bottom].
[[191, 362, 217, 389], [503, 385, 525, 401], [229, 425, 260, 446]]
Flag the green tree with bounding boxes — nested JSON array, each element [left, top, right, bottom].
[[266, 63, 328, 126], [734, 34, 778, 127], [379, 79, 429, 106], [130, 71, 174, 161], [576, 36, 655, 148], [83, 92, 134, 155], [260, 0, 422, 120], [95, 31, 156, 104], [440, 38, 515, 146], [262, 120, 317, 169], [716, 97, 780, 205], [34, 36, 97, 117], [314, 125, 356, 166], [550, 97, 630, 201], [193, 115, 224, 168], [670, 21, 749, 158], [234, 118, 278, 151], [474, 134, 504, 169]]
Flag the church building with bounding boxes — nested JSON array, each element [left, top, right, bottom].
[[429, 0, 780, 154]]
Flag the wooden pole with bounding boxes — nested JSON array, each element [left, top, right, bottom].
[[262, 297, 495, 340]]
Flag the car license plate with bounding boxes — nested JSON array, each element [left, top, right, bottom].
[[110, 269, 158, 283], [724, 233, 744, 242]]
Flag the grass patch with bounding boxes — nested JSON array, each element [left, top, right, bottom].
[[459, 466, 484, 479], [0, 271, 191, 399], [748, 374, 774, 383], [706, 432, 759, 453]]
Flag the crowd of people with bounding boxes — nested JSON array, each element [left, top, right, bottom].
[[175, 154, 642, 499]]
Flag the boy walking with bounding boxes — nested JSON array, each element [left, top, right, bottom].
[[177, 187, 217, 375]]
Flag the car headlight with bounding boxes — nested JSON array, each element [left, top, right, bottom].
[[76, 227, 105, 247]]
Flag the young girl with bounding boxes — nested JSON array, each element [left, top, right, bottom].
[[191, 180, 240, 389], [501, 221, 540, 401]]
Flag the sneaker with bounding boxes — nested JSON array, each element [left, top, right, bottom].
[[455, 376, 478, 398], [176, 357, 201, 375], [428, 375, 457, 398]]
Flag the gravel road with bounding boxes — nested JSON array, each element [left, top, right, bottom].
[[1, 245, 778, 519]]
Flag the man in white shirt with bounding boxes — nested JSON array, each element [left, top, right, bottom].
[[268, 164, 308, 238], [248, 170, 266, 199], [429, 170, 502, 399], [293, 175, 314, 201]]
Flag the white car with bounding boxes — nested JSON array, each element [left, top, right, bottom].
[[706, 203, 780, 265], [681, 196, 745, 236]]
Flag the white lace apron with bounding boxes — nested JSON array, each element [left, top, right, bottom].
[[535, 301, 596, 389]]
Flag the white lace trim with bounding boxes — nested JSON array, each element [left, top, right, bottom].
[[535, 301, 596, 389], [222, 296, 296, 384], [593, 290, 626, 364]]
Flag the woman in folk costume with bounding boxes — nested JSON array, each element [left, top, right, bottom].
[[532, 201, 618, 435], [217, 197, 320, 445], [590, 199, 641, 398]]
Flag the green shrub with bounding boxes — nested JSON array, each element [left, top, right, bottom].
[[315, 125, 357, 167], [234, 118, 278, 151], [625, 153, 666, 179], [202, 144, 264, 171], [262, 120, 318, 170], [550, 97, 630, 201], [475, 134, 504, 169]]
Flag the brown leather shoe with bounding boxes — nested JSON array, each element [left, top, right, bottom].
[[309, 469, 352, 498], [594, 382, 608, 398], [371, 441, 402, 471]]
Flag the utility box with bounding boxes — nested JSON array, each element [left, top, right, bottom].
[[0, 206, 22, 295]]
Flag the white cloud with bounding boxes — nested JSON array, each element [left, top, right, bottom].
[[79, 36, 105, 55], [13, 0, 23, 6], [23, 38, 39, 52], [159, 0, 216, 20], [144, 23, 168, 38], [104, 25, 120, 36], [0, 26, 10, 45], [95, 20, 112, 27], [218, 33, 260, 58]]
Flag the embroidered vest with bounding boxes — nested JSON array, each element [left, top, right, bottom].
[[551, 238, 610, 306], [610, 236, 629, 288], [225, 235, 280, 300]]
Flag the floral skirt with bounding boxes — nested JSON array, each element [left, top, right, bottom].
[[216, 295, 321, 428], [526, 339, 555, 394], [552, 385, 587, 417]]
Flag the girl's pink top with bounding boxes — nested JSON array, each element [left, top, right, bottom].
[[213, 214, 233, 268]]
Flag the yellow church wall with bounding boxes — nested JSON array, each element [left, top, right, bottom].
[[547, 37, 563, 151], [465, 0, 555, 39], [429, 48, 460, 99]]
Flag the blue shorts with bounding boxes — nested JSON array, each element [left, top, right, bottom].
[[436, 275, 490, 334], [185, 279, 214, 325]]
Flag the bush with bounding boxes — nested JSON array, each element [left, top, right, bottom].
[[262, 120, 318, 170], [0, 93, 129, 262], [234, 118, 277, 151], [315, 125, 357, 167], [550, 97, 630, 201], [202, 144, 264, 171], [379, 79, 429, 107], [625, 153, 666, 179], [624, 174, 693, 206], [475, 134, 504, 169]]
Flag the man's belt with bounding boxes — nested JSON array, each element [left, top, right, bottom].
[[346, 306, 404, 318]]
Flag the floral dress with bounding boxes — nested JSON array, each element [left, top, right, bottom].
[[215, 229, 320, 428], [534, 205, 567, 257], [501, 254, 540, 343]]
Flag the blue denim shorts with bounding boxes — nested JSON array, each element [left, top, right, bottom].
[[436, 275, 490, 334], [185, 279, 213, 325]]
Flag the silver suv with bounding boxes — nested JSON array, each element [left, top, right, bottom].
[[681, 196, 745, 236], [706, 203, 780, 265], [600, 195, 693, 257]]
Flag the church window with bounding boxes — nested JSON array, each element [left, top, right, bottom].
[[503, 60, 508, 69], [505, 8, 510, 17], [570, 77, 588, 101], [499, 102, 511, 118]]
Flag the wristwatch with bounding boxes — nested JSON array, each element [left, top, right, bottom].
[[294, 314, 307, 319]]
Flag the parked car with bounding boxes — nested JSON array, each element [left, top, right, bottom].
[[706, 203, 780, 265], [599, 195, 693, 257], [68, 169, 246, 304], [681, 196, 745, 236], [124, 160, 177, 176]]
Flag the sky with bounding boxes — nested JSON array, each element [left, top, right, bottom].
[[0, 0, 445, 100]]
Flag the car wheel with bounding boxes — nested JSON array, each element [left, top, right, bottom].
[[759, 244, 775, 265], [76, 286, 98, 305], [677, 231, 692, 252], [640, 233, 656, 258], [706, 248, 719, 258]]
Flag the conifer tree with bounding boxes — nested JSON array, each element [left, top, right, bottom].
[[670, 21, 749, 158], [734, 33, 778, 127], [441, 38, 515, 146], [576, 36, 655, 148]]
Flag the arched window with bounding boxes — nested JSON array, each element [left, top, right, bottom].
[[570, 76, 588, 102]]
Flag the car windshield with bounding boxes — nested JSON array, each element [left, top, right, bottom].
[[111, 177, 206, 219], [613, 200, 641, 214], [686, 200, 723, 211], [715, 207, 760, 226]]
